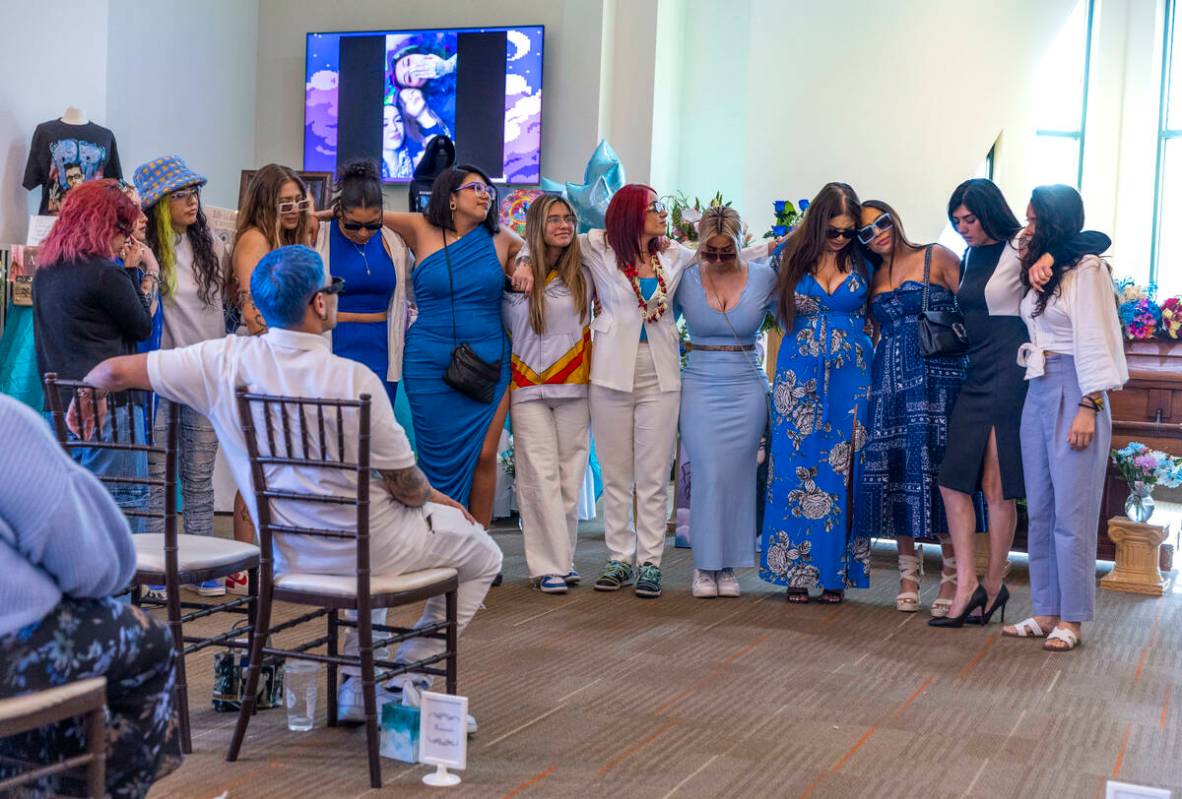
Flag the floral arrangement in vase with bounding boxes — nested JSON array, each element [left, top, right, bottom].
[[1160, 296, 1182, 339], [1111, 441, 1182, 522], [1114, 277, 1163, 340]]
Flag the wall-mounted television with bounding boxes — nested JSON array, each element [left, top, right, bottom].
[[304, 25, 543, 185]]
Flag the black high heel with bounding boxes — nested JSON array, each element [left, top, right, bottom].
[[978, 584, 1010, 625], [928, 585, 987, 628]]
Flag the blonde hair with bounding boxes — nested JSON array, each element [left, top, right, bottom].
[[696, 205, 745, 259], [523, 195, 588, 334]]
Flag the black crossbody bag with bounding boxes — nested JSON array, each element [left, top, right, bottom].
[[917, 245, 970, 357], [440, 232, 504, 404]]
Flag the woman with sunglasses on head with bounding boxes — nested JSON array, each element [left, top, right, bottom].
[[674, 206, 778, 599], [377, 165, 523, 527], [760, 182, 871, 604], [512, 186, 777, 598], [502, 195, 592, 594], [134, 156, 231, 597], [312, 159, 415, 448], [933, 178, 1109, 628], [1000, 185, 1126, 652], [852, 201, 967, 617]]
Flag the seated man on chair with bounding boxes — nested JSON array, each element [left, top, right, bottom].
[[77, 244, 503, 727]]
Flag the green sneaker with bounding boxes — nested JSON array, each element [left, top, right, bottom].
[[594, 560, 633, 591], [634, 562, 662, 598]]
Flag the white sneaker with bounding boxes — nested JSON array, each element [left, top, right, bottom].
[[337, 676, 400, 724], [716, 568, 741, 598], [691, 569, 718, 598]]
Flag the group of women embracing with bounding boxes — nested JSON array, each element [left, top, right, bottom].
[[132, 153, 1125, 654]]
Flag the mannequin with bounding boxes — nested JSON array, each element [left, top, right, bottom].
[[61, 106, 89, 125]]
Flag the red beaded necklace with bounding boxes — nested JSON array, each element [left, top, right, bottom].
[[621, 253, 669, 322]]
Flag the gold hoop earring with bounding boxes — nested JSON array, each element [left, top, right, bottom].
[[449, 202, 457, 211]]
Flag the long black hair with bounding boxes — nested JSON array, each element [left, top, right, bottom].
[[946, 178, 1022, 244], [332, 158, 384, 214], [774, 182, 862, 330], [1020, 183, 1088, 317], [424, 163, 499, 234]]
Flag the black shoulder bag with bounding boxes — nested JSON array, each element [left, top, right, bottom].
[[917, 245, 970, 357], [441, 232, 504, 404]]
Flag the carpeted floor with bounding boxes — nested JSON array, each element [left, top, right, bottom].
[[148, 516, 1182, 799]]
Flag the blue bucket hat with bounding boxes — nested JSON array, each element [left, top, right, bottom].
[[132, 155, 207, 209]]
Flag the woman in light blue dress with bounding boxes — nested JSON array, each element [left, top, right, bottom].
[[675, 206, 775, 599], [760, 183, 872, 603]]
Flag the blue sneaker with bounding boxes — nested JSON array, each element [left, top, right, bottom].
[[195, 579, 226, 597], [563, 570, 582, 586], [537, 575, 568, 594]]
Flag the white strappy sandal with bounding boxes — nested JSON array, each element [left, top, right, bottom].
[[1044, 625, 1081, 652], [1002, 617, 1048, 638], [896, 554, 922, 612], [930, 556, 956, 619]]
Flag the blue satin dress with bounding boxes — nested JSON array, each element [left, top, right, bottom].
[[402, 227, 509, 506], [760, 271, 872, 592]]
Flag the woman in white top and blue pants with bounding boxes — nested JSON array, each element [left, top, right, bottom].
[[1006, 184, 1128, 652]]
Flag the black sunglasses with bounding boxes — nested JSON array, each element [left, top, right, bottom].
[[341, 219, 383, 232], [699, 248, 737, 263], [310, 276, 346, 304], [857, 213, 894, 245], [826, 227, 857, 241]]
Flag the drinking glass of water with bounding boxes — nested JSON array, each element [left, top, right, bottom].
[[284, 660, 319, 731]]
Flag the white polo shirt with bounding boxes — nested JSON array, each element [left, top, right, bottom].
[[147, 328, 427, 575]]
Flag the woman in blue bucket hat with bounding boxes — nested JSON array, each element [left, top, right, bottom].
[[133, 155, 231, 598]]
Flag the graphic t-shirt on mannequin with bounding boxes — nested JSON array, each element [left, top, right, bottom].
[[23, 119, 122, 214]]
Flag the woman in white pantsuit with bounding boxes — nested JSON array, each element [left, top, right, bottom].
[[514, 185, 777, 599], [503, 196, 593, 594]]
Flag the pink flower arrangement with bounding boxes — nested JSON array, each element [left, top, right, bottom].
[[1161, 297, 1182, 339]]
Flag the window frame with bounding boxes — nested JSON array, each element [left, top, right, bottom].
[[1033, 0, 1096, 190], [1152, 0, 1180, 288]]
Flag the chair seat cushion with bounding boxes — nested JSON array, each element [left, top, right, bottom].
[[134, 534, 260, 575], [274, 567, 458, 598]]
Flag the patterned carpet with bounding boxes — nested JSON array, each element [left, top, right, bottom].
[[149, 517, 1182, 799]]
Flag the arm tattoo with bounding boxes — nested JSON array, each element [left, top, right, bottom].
[[380, 465, 431, 507], [239, 289, 268, 335]]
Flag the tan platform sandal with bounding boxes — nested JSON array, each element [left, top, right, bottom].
[[896, 554, 922, 612], [930, 556, 956, 619]]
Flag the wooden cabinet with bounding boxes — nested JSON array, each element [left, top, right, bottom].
[[1099, 340, 1182, 558]]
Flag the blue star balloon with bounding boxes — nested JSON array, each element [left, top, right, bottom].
[[538, 139, 625, 232]]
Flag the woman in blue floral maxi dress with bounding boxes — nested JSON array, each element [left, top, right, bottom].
[[759, 183, 872, 602]]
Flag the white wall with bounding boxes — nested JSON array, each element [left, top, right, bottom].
[[254, 0, 614, 206], [106, 0, 260, 210], [666, 0, 1076, 241], [0, 0, 111, 244]]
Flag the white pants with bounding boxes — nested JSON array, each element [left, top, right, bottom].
[[589, 344, 680, 568], [512, 396, 591, 578], [344, 503, 503, 680]]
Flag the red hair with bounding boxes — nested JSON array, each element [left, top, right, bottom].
[[605, 183, 662, 269], [38, 179, 141, 265]]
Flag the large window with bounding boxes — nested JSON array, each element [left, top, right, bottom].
[[1031, 0, 1094, 189], [1153, 0, 1182, 297]]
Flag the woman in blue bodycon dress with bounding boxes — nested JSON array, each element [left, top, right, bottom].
[[381, 165, 524, 526], [760, 182, 872, 604], [675, 206, 776, 599]]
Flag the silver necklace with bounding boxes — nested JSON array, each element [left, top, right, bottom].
[[349, 238, 371, 275]]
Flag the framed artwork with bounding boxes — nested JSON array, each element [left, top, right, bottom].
[[237, 170, 334, 211]]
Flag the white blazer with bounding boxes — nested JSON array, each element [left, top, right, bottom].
[[581, 230, 770, 393], [315, 223, 412, 382]]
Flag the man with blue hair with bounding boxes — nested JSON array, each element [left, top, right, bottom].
[[78, 245, 502, 730]]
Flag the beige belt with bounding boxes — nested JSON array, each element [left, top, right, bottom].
[[337, 311, 388, 323]]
